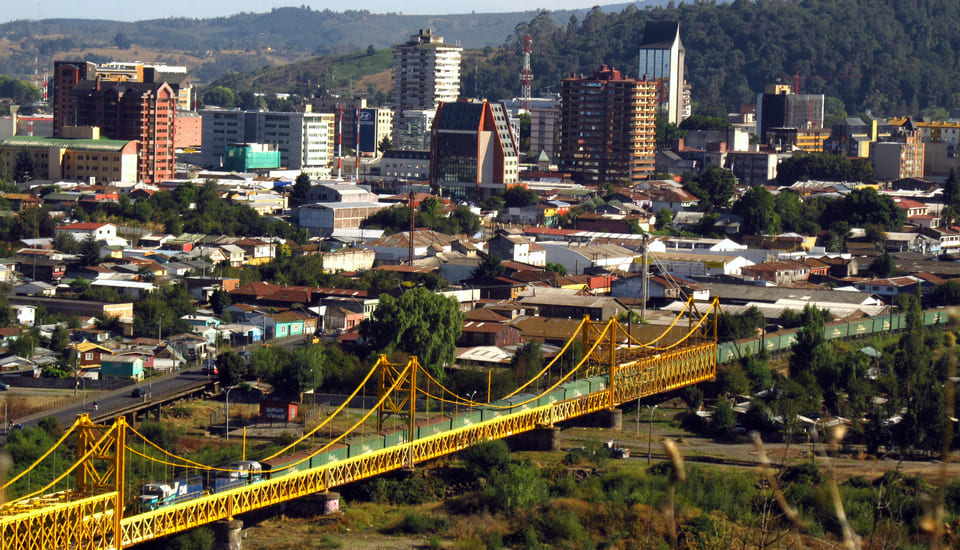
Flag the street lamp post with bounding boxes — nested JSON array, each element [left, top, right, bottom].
[[225, 386, 237, 440], [648, 404, 659, 464], [637, 396, 642, 435]]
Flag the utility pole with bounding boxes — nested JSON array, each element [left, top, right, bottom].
[[641, 233, 649, 322]]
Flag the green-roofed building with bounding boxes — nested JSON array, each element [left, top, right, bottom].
[[0, 128, 138, 183]]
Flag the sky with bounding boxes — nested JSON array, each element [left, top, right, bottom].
[[4, 1, 625, 23]]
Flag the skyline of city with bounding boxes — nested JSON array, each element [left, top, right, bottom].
[[0, 0, 633, 24]]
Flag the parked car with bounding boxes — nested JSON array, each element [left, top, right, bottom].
[[202, 359, 218, 375]]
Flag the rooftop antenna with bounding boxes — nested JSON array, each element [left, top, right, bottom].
[[520, 34, 533, 110]]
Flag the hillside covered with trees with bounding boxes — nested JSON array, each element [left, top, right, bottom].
[[475, 0, 960, 118]]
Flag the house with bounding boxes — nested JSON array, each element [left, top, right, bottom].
[[10, 304, 35, 327], [639, 252, 754, 277], [167, 333, 207, 361], [218, 323, 264, 346], [458, 322, 522, 347], [13, 281, 56, 296], [55, 222, 117, 242], [486, 232, 547, 267], [100, 354, 144, 381], [0, 355, 37, 374], [269, 311, 306, 339], [539, 243, 640, 275], [324, 306, 364, 333], [234, 238, 275, 265], [611, 273, 710, 303], [72, 342, 113, 369], [741, 260, 810, 285], [366, 230, 456, 264], [519, 290, 624, 321], [847, 276, 922, 301], [153, 344, 186, 372]]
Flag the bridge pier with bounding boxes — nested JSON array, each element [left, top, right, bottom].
[[508, 426, 560, 451], [286, 491, 341, 517], [213, 519, 243, 550], [567, 408, 622, 430]]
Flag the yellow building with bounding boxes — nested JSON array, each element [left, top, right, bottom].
[[0, 130, 138, 184]]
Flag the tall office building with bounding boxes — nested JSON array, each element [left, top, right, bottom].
[[756, 83, 825, 141], [430, 99, 518, 202], [200, 109, 334, 177], [638, 21, 686, 125], [559, 65, 657, 185], [391, 29, 462, 145]]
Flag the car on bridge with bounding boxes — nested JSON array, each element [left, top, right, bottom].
[[131, 388, 147, 398]]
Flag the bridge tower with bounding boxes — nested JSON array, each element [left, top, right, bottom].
[[377, 355, 420, 468]]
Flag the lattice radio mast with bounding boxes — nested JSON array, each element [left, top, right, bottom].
[[520, 34, 533, 110]]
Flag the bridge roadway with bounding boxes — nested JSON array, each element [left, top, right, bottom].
[[15, 366, 218, 430], [0, 342, 717, 549], [0, 306, 721, 550]]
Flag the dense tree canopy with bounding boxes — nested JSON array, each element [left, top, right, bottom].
[[776, 153, 874, 186], [475, 0, 960, 118], [683, 166, 736, 213], [361, 287, 464, 379]]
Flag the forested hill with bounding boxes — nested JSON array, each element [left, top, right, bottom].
[[473, 0, 960, 118]]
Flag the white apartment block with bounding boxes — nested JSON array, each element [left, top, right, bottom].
[[200, 110, 334, 177], [391, 29, 461, 144]]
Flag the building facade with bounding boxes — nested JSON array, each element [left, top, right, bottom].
[[200, 110, 334, 176], [558, 65, 657, 185], [637, 21, 686, 124], [391, 29, 462, 144], [0, 132, 138, 183], [756, 84, 825, 140], [430, 99, 519, 202], [65, 79, 177, 183]]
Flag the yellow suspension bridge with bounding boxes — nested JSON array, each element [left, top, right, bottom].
[[0, 297, 720, 550]]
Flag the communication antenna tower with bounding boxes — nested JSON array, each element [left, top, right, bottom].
[[520, 34, 533, 110]]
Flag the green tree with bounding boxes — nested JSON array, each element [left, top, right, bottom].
[[471, 254, 505, 279], [511, 341, 543, 382], [502, 186, 539, 208], [210, 288, 231, 315], [943, 169, 960, 225], [684, 166, 736, 212], [932, 280, 960, 305], [113, 33, 132, 49], [361, 287, 464, 379], [271, 346, 323, 398], [710, 399, 737, 441], [733, 186, 779, 236], [378, 135, 393, 154], [14, 149, 34, 183], [655, 115, 687, 147], [291, 173, 311, 207], [50, 325, 70, 354], [867, 254, 896, 278], [202, 86, 235, 108], [654, 207, 674, 230], [788, 305, 834, 403], [216, 351, 248, 387]]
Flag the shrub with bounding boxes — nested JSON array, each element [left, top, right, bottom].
[[390, 512, 449, 534]]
